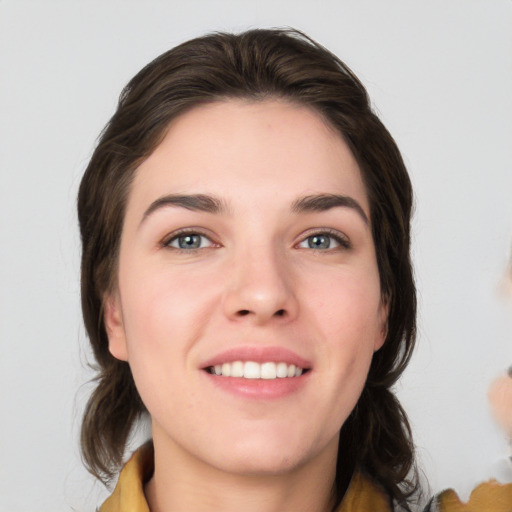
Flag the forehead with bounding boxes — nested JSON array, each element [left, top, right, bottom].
[[128, 99, 369, 215]]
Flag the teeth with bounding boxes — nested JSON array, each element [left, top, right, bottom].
[[221, 362, 231, 377], [244, 361, 260, 379], [231, 360, 244, 377], [260, 362, 276, 379], [276, 362, 288, 378], [209, 361, 306, 379]]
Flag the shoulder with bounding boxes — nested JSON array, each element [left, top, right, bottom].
[[336, 471, 392, 512], [99, 442, 154, 512]]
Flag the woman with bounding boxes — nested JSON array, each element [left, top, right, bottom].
[[78, 29, 418, 511]]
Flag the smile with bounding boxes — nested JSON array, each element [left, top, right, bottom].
[[207, 361, 305, 379]]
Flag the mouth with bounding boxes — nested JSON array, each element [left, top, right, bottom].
[[201, 346, 312, 398], [205, 361, 308, 379]]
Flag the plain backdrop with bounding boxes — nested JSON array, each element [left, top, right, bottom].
[[1, 1, 511, 510]]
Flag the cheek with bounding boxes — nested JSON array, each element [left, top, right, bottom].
[[305, 268, 382, 395], [306, 268, 382, 340], [118, 260, 221, 361], [116, 273, 202, 412]]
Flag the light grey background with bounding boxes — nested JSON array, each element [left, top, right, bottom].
[[1, 1, 511, 510]]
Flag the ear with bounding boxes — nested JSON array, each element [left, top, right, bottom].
[[103, 293, 129, 361], [374, 297, 389, 352]]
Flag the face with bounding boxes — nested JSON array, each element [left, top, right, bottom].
[[105, 100, 388, 477]]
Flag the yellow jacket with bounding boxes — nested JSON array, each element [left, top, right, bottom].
[[100, 443, 512, 512]]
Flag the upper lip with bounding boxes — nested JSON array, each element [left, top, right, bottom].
[[201, 346, 312, 370]]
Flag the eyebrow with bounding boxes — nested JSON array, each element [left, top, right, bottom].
[[140, 194, 229, 226], [291, 194, 369, 224], [140, 192, 369, 226]]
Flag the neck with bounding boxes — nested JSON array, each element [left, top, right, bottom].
[[145, 428, 339, 512]]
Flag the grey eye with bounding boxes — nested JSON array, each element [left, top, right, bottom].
[[168, 234, 212, 249], [298, 232, 349, 250], [302, 234, 337, 250], [308, 235, 331, 249]]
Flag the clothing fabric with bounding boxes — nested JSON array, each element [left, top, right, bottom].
[[100, 443, 153, 512], [424, 481, 512, 512], [99, 443, 512, 512], [99, 443, 391, 512]]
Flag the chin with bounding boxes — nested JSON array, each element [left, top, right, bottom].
[[201, 426, 336, 477], [211, 447, 307, 477]]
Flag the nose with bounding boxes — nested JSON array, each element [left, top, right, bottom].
[[222, 248, 299, 325]]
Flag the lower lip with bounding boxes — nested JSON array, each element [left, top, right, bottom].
[[203, 371, 310, 399]]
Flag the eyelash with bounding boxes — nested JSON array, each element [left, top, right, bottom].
[[296, 229, 351, 251], [161, 228, 350, 252], [162, 229, 217, 251]]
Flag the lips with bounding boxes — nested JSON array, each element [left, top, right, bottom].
[[202, 346, 311, 372], [201, 346, 312, 395]]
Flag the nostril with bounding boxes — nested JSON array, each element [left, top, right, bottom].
[[235, 309, 286, 317]]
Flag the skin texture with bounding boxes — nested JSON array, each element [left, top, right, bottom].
[[104, 100, 388, 512]]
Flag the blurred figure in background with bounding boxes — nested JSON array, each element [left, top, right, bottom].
[[427, 253, 512, 511]]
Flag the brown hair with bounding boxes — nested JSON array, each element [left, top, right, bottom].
[[78, 28, 417, 508]]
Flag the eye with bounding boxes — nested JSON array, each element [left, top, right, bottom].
[[297, 231, 350, 250], [165, 232, 214, 250]]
